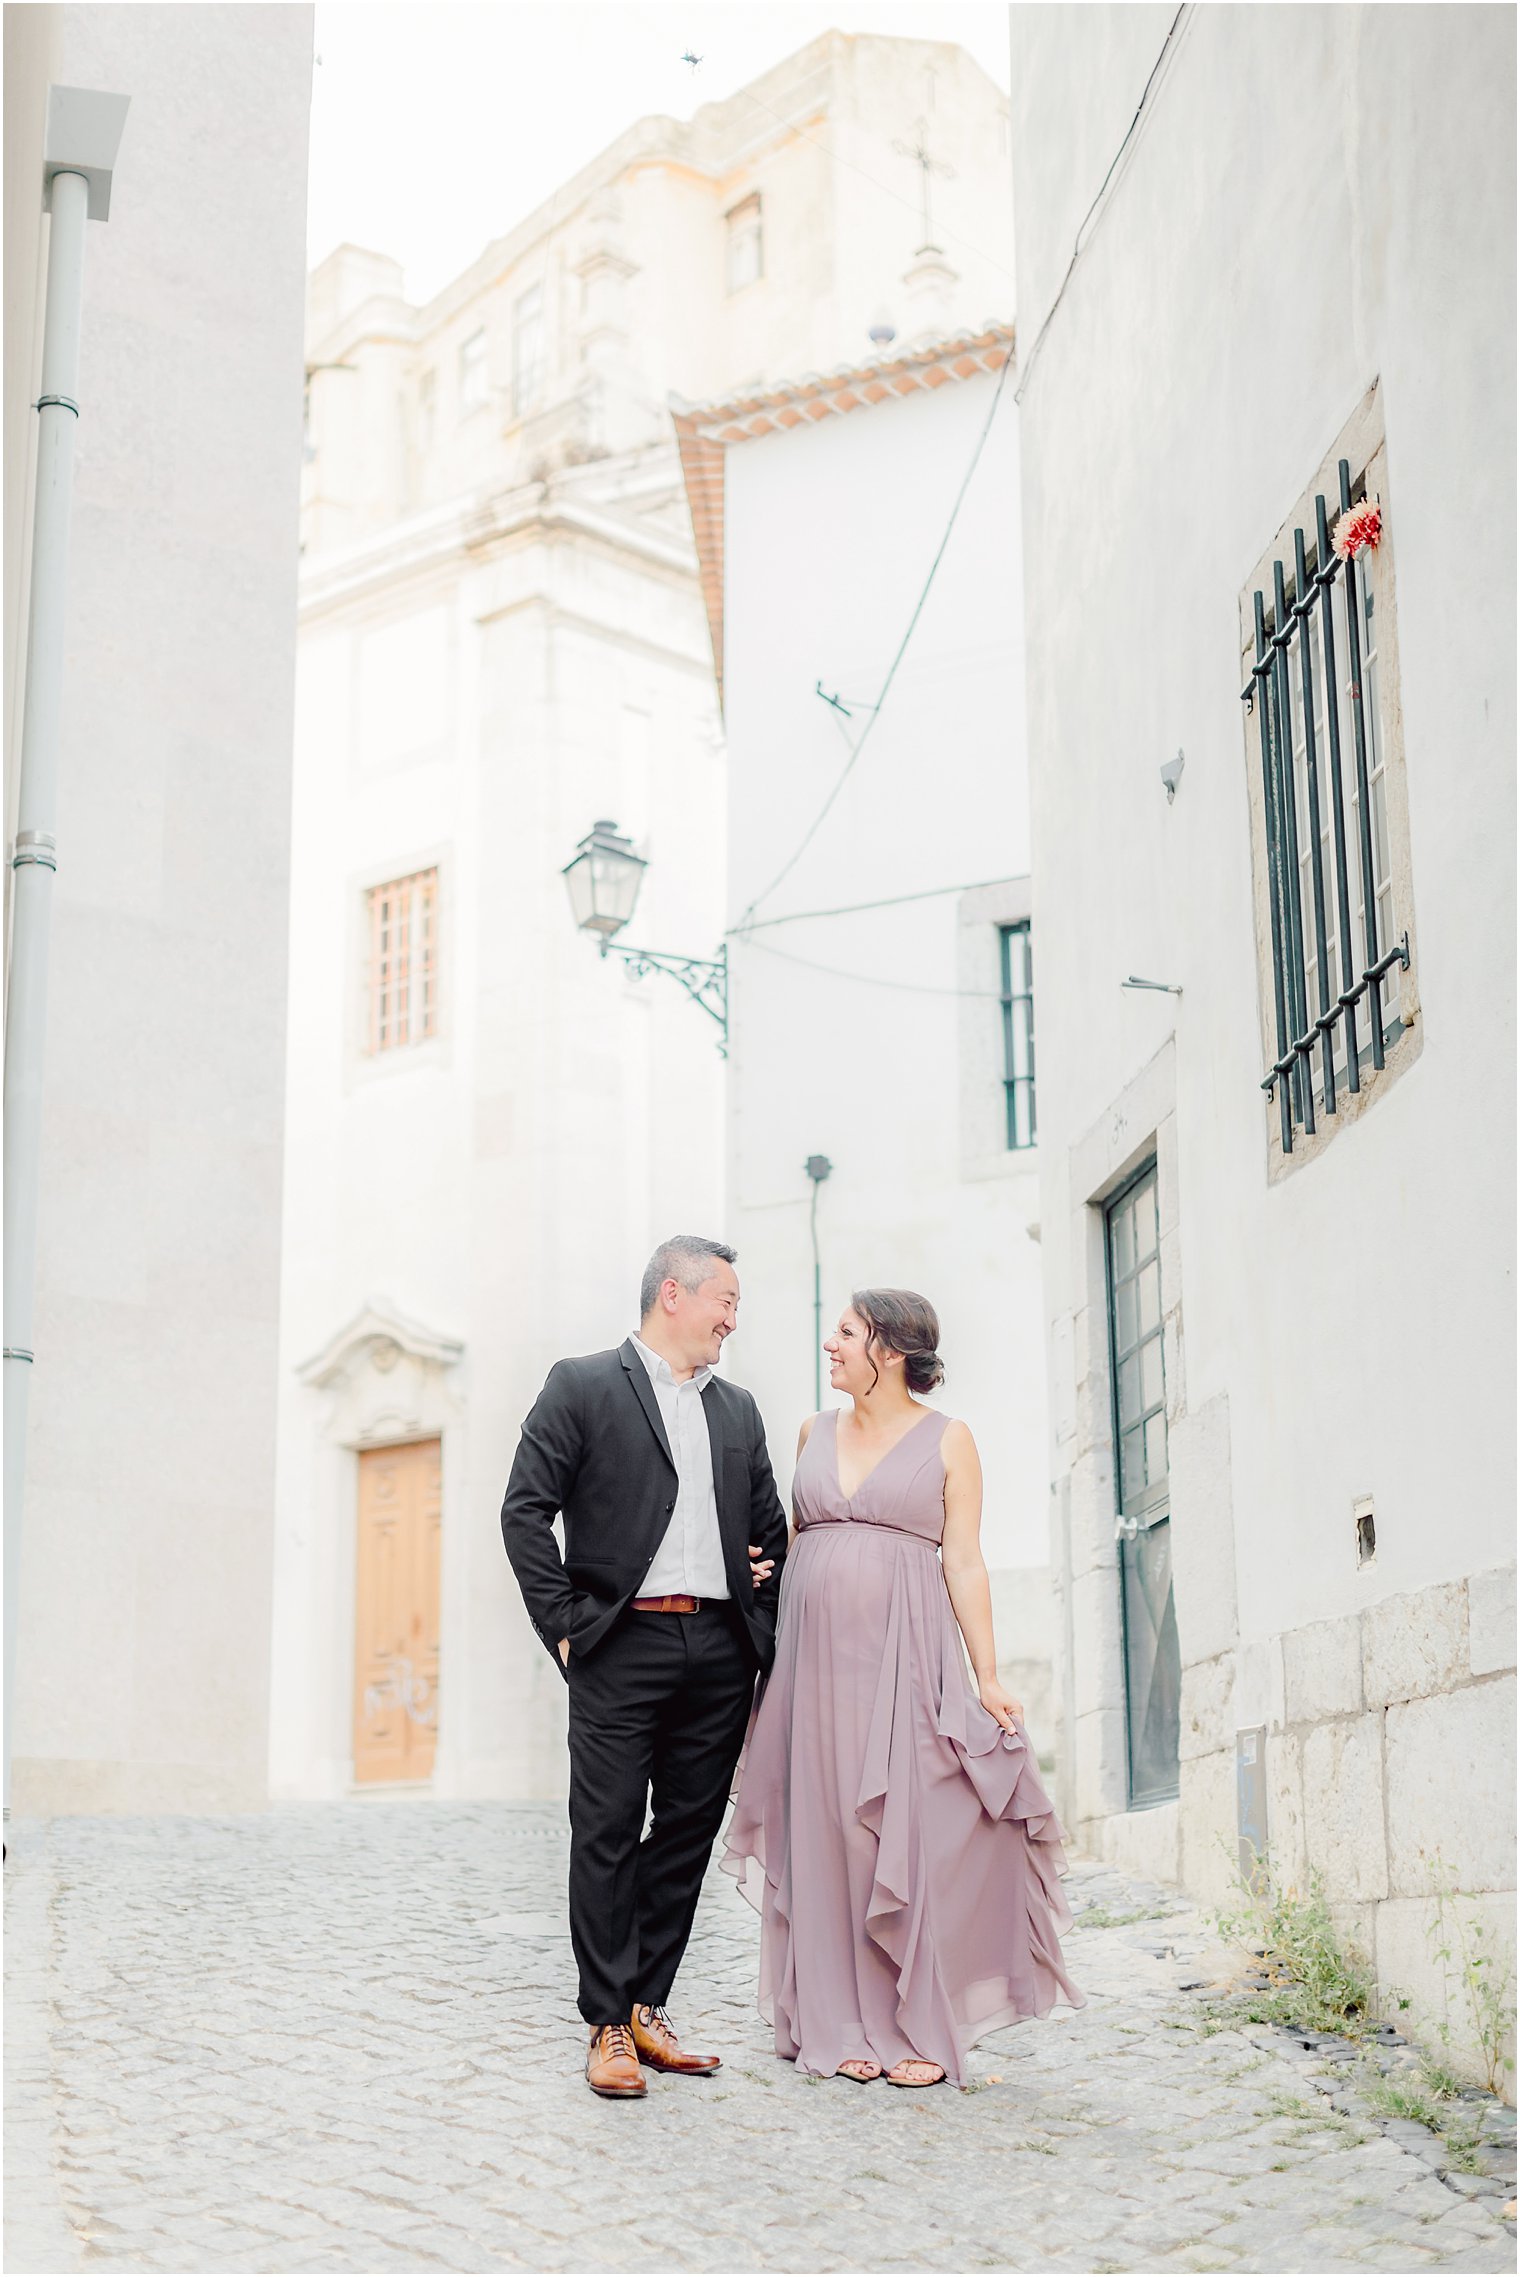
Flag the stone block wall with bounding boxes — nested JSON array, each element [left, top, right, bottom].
[[1173, 1565, 1516, 2095]]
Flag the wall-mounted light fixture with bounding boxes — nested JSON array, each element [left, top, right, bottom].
[[562, 818, 727, 1051], [1160, 749, 1185, 802]]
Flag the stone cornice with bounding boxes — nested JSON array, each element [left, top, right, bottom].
[[299, 478, 698, 623]]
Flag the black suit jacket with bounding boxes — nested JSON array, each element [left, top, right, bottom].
[[500, 1340, 789, 1679]]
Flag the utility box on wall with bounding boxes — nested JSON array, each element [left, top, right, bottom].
[[1236, 1725, 1268, 1889]]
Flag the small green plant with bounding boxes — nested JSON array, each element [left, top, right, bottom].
[[1440, 2110, 1485, 2175], [1072, 1901, 1174, 1930], [1422, 1849, 1517, 2097], [1263, 2091, 1316, 2118], [1361, 2068, 1448, 2131], [1213, 1851, 1373, 2036], [1359, 2054, 1488, 2171]]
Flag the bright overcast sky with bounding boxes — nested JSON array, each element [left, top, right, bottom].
[[308, 2, 1012, 303]]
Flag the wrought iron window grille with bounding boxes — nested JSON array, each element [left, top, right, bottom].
[[1241, 458, 1410, 1154]]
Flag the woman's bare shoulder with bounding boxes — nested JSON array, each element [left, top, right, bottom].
[[796, 1412, 822, 1454]]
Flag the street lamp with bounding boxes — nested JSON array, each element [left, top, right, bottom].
[[561, 818, 727, 1050], [805, 1153, 833, 1408]]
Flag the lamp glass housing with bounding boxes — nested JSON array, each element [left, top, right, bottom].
[[562, 818, 647, 943]]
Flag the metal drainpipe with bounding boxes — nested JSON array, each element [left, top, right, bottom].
[[3, 87, 128, 1820]]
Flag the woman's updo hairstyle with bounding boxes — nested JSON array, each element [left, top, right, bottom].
[[850, 1287, 945, 1396]]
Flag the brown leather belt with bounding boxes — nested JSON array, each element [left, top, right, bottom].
[[629, 1594, 702, 1614]]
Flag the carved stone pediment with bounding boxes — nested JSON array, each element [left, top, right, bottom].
[[298, 1298, 463, 1389]]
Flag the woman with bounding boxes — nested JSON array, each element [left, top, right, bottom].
[[724, 1288, 1082, 2087]]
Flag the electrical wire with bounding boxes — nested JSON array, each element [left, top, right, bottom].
[[1014, 5, 1189, 407], [736, 337, 1015, 930], [731, 873, 1027, 937], [739, 935, 1003, 1000]]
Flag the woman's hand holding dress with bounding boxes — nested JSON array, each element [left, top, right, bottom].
[[977, 1674, 1023, 1734]]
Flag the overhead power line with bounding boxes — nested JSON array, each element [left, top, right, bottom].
[[737, 338, 1016, 930], [730, 874, 1025, 937], [1014, 5, 1189, 406], [739, 936, 1003, 1001]]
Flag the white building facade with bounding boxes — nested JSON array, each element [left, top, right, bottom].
[[674, 331, 1055, 1751], [4, 3, 312, 1813], [1009, 2, 1515, 2074], [273, 34, 1017, 1801]]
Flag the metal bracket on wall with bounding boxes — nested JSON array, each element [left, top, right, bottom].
[[606, 941, 727, 1054]]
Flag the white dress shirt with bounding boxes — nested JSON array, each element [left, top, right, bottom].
[[630, 1334, 730, 1599]]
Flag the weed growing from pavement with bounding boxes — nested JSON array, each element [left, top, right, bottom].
[[1420, 1849, 1517, 2098], [1420, 2055, 1465, 2100], [1359, 2060, 1487, 2173], [1072, 1901, 1177, 1931], [1212, 1853, 1372, 2037]]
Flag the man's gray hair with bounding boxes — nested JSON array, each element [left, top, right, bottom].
[[639, 1235, 737, 1321]]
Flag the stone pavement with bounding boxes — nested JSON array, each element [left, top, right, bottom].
[[4, 1802, 1515, 2275]]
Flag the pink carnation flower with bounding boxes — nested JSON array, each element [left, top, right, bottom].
[[1332, 498, 1383, 561]]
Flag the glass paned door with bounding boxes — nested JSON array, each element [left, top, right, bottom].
[[1105, 1163, 1180, 1806]]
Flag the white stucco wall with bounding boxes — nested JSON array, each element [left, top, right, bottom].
[[269, 485, 727, 1801], [719, 365, 1053, 1713], [1008, 0, 1515, 2062], [1012, 0, 1515, 1639], [5, 3, 313, 1812]]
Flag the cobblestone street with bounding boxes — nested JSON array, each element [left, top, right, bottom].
[[4, 1803, 1514, 2275]]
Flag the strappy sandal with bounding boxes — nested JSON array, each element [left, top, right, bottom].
[[886, 2058, 946, 2087], [835, 2058, 883, 2083]]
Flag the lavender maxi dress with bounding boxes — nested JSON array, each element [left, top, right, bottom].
[[722, 1409, 1083, 2084]]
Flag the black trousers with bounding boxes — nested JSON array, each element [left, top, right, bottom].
[[566, 1603, 757, 2027]]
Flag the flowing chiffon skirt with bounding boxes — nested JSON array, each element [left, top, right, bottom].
[[722, 1517, 1084, 2085]]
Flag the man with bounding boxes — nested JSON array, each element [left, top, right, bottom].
[[500, 1236, 788, 2098]]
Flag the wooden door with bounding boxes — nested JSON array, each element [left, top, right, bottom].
[[353, 1438, 442, 1784]]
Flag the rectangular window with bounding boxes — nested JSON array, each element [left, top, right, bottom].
[[1241, 421, 1414, 1162], [458, 328, 487, 414], [511, 284, 546, 415], [1105, 1162, 1179, 1808], [725, 194, 763, 294], [998, 921, 1036, 1148], [366, 869, 438, 1053]]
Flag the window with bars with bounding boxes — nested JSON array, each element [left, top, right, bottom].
[[365, 869, 438, 1053], [998, 921, 1036, 1149], [725, 195, 763, 293], [511, 284, 546, 415], [1241, 431, 1415, 1161]]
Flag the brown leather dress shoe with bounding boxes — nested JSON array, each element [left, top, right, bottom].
[[630, 2003, 721, 2075], [586, 2022, 647, 2097]]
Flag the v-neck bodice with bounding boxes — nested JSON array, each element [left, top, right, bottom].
[[793, 1407, 950, 1544]]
